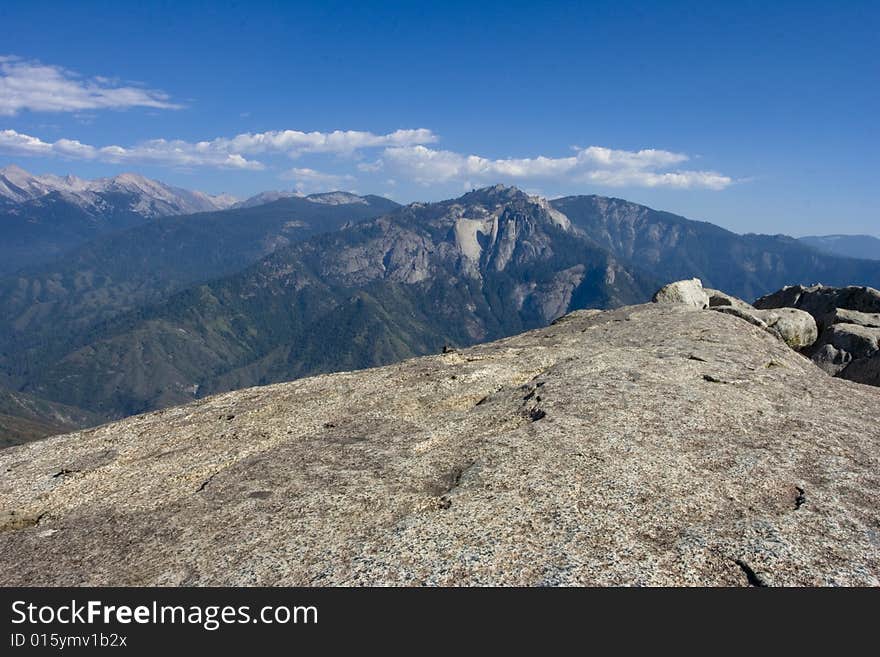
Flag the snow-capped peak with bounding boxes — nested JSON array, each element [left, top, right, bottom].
[[0, 165, 238, 216]]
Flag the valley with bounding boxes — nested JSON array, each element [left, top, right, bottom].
[[2, 175, 879, 443]]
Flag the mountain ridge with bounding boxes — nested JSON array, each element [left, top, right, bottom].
[[4, 181, 880, 438], [552, 194, 880, 300], [0, 193, 401, 392], [0, 164, 236, 213], [15, 186, 655, 416], [0, 164, 242, 274], [799, 234, 880, 261]]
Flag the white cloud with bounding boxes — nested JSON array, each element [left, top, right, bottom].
[[279, 167, 356, 193], [582, 168, 733, 190], [0, 56, 181, 116], [0, 130, 263, 170], [575, 145, 689, 169], [0, 125, 733, 190], [0, 127, 439, 170], [218, 128, 437, 157], [0, 129, 54, 155], [0, 55, 735, 191], [379, 144, 732, 190]]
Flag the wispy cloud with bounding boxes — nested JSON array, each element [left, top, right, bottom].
[[279, 167, 356, 193], [0, 55, 735, 191], [376, 145, 732, 190], [0, 56, 181, 116], [0, 128, 439, 170], [218, 128, 438, 157], [0, 127, 734, 190], [0, 129, 263, 169], [581, 168, 732, 190]]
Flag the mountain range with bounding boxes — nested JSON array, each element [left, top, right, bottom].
[[6, 185, 653, 417], [0, 165, 239, 273], [799, 234, 880, 261], [0, 164, 237, 211], [2, 168, 880, 444]]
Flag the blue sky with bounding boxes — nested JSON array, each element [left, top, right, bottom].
[[1, 0, 877, 236]]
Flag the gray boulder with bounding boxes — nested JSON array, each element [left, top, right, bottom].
[[840, 355, 880, 387], [711, 304, 818, 350], [755, 283, 880, 387], [817, 323, 880, 356], [653, 278, 709, 309], [755, 284, 880, 331], [824, 308, 880, 330], [768, 307, 819, 350], [807, 323, 880, 378], [705, 288, 755, 311]]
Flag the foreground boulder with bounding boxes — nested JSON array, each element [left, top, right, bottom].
[[762, 307, 819, 350], [652, 278, 709, 309], [1, 303, 878, 586]]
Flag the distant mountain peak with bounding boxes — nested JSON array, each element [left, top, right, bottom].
[[110, 172, 151, 184], [436, 184, 574, 238], [458, 184, 530, 205]]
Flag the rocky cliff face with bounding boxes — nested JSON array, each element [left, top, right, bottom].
[[1, 301, 877, 586]]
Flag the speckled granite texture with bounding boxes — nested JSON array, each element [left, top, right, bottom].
[[1, 303, 878, 585]]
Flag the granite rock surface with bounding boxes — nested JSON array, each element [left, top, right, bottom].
[[1, 303, 878, 586]]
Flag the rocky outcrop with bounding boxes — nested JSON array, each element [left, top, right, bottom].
[[1, 303, 878, 586], [824, 308, 880, 330], [755, 284, 880, 331], [755, 284, 880, 387], [839, 354, 880, 387], [761, 308, 819, 350], [652, 278, 710, 309], [712, 306, 818, 350], [810, 324, 879, 375], [661, 280, 818, 350]]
